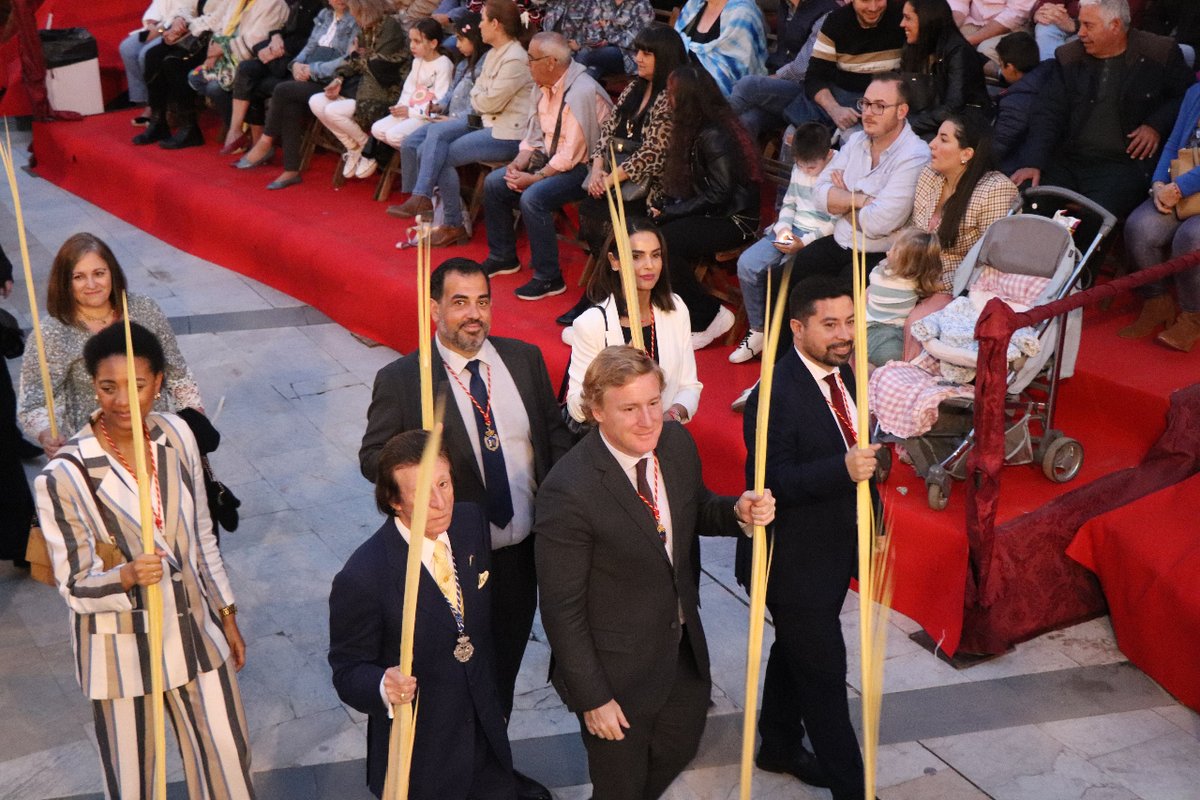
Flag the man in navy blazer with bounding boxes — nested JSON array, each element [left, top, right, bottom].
[[741, 277, 881, 800], [330, 431, 516, 799]]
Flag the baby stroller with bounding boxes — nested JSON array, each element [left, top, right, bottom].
[[870, 186, 1116, 510]]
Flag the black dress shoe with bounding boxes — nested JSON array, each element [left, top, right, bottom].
[[18, 438, 44, 460], [513, 769, 551, 800], [159, 125, 204, 150], [755, 744, 831, 788], [132, 119, 170, 145], [556, 292, 593, 326]]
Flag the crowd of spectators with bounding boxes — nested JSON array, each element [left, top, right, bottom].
[[119, 0, 1200, 362]]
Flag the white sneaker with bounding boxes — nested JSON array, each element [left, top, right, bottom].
[[561, 327, 575, 346], [342, 148, 362, 179], [730, 383, 757, 413], [729, 329, 764, 363], [691, 305, 736, 350], [355, 156, 378, 180]]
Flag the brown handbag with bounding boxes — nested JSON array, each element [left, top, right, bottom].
[[1168, 146, 1200, 220], [26, 454, 127, 588]]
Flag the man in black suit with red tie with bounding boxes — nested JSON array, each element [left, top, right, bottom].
[[741, 276, 881, 800], [535, 345, 776, 800]]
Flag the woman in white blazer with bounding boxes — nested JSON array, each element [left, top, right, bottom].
[[566, 219, 703, 423], [34, 323, 254, 800]]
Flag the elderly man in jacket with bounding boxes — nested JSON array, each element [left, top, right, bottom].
[[481, 31, 613, 301]]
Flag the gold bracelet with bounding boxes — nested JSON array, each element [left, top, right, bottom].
[[218, 604, 237, 618]]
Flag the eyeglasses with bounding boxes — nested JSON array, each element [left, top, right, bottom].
[[528, 54, 555, 64], [855, 99, 901, 115]]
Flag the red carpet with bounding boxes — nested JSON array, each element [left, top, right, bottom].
[[31, 110, 1200, 655]]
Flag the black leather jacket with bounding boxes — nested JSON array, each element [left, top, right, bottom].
[[656, 123, 760, 226]]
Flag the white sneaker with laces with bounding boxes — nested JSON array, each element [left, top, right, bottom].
[[342, 148, 362, 179], [729, 329, 764, 363], [691, 305, 736, 350], [355, 156, 378, 180], [730, 383, 757, 413]]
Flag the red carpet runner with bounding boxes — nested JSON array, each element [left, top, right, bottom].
[[31, 111, 1200, 656]]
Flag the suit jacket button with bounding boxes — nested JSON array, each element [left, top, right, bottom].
[[670, 621, 679, 631], [172, 573, 182, 583]]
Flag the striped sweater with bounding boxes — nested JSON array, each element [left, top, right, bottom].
[[866, 262, 920, 326], [805, 2, 905, 100], [774, 164, 835, 245]]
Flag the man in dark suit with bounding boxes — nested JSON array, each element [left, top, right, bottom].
[[535, 345, 776, 800], [330, 431, 516, 800], [741, 276, 881, 800], [359, 258, 570, 799]]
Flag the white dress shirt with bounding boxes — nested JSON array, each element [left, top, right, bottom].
[[598, 430, 675, 564], [437, 338, 536, 549]]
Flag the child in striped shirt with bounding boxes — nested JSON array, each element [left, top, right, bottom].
[[732, 122, 836, 364], [866, 228, 942, 367]]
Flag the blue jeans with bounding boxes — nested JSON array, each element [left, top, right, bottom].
[[575, 46, 627, 81], [737, 233, 798, 330], [1034, 23, 1076, 61], [186, 72, 232, 128], [400, 122, 433, 193], [729, 75, 804, 141], [120, 31, 160, 104], [1125, 198, 1200, 311], [781, 84, 862, 135], [414, 122, 520, 226], [484, 163, 589, 281]]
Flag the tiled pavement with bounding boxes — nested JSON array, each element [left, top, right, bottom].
[[2, 128, 1198, 800]]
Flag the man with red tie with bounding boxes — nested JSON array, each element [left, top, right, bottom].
[[741, 276, 882, 800]]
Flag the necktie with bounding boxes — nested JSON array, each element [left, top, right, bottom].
[[635, 457, 666, 544], [466, 360, 514, 528], [823, 373, 858, 448], [431, 539, 462, 615]]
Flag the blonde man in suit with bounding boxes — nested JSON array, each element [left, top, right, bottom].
[[34, 323, 254, 800]]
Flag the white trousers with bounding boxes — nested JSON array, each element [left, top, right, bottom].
[[308, 94, 366, 151], [371, 113, 430, 148]]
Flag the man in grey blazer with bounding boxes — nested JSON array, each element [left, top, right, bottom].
[[359, 257, 570, 800], [534, 345, 775, 800]]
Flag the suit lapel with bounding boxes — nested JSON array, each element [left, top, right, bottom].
[[787, 350, 848, 453], [149, 423, 182, 561], [432, 349, 484, 488], [588, 434, 671, 564], [383, 523, 456, 634]]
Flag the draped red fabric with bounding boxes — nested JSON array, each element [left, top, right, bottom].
[[965, 250, 1200, 611]]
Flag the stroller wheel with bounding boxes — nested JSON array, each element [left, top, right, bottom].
[[927, 481, 949, 511], [1042, 436, 1084, 483]]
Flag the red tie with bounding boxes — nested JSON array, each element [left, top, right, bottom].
[[823, 373, 857, 448]]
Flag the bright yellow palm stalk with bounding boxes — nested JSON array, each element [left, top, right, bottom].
[[849, 206, 890, 800], [121, 293, 167, 800], [739, 264, 792, 800], [605, 148, 643, 351], [383, 402, 445, 800], [417, 222, 434, 431], [0, 126, 57, 440]]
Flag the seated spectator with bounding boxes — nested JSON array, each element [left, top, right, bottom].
[[394, 14, 491, 209], [389, 0, 533, 248], [903, 112, 1018, 358], [1141, 0, 1200, 67], [866, 227, 943, 366], [769, 0, 841, 73], [186, 0, 290, 147], [481, 31, 613, 300], [1011, 0, 1194, 220], [789, 0, 905, 135], [992, 31, 1049, 175], [565, 219, 702, 424], [789, 73, 930, 282], [232, 1, 360, 189], [133, 0, 285, 149], [1033, 0, 1081, 60], [1120, 81, 1200, 351], [728, 0, 838, 141], [732, 121, 835, 364], [949, 0, 1038, 70], [900, 0, 992, 140], [119, 1, 199, 125], [674, 0, 768, 96], [310, 0, 410, 183], [369, 18, 455, 158], [394, 0, 441, 27], [650, 65, 761, 349], [542, 0, 655, 81], [219, 0, 325, 155]]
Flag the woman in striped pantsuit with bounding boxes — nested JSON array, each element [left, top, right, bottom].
[[34, 322, 255, 800]]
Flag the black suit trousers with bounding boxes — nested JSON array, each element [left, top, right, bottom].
[[580, 632, 710, 800], [760, 601, 864, 800], [490, 535, 538, 720]]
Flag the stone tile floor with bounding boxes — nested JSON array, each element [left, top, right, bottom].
[[1, 129, 1198, 800]]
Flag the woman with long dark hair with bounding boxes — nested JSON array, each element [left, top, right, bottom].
[[566, 219, 702, 423], [901, 111, 1018, 358], [651, 65, 761, 349], [898, 0, 991, 139]]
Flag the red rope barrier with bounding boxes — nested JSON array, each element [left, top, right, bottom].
[[965, 248, 1200, 607]]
